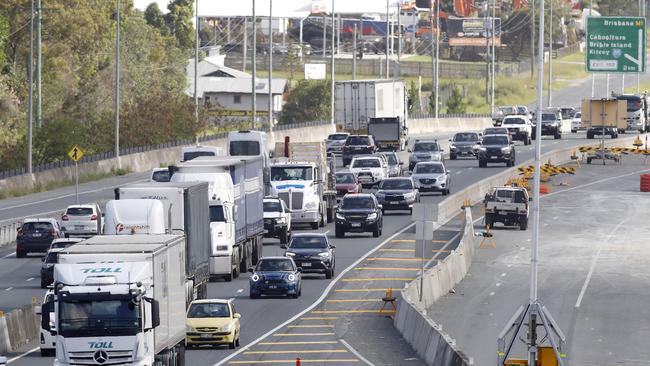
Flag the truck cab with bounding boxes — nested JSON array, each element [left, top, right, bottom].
[[483, 186, 529, 230], [269, 161, 324, 229], [181, 145, 223, 162], [614, 93, 649, 133]]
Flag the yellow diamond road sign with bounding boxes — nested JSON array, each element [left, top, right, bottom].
[[68, 146, 84, 162]]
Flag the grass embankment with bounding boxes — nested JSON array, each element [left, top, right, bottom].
[[0, 168, 131, 200]]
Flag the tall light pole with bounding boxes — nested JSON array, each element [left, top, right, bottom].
[[430, 4, 435, 116], [330, 0, 336, 126], [115, 0, 120, 161], [268, 0, 273, 132], [590, 0, 595, 97], [194, 0, 199, 143], [35, 0, 42, 128], [435, 0, 440, 119], [252, 0, 257, 129], [386, 0, 390, 78], [490, 0, 496, 114], [547, 0, 553, 107], [531, 0, 535, 79], [27, 0, 34, 174]]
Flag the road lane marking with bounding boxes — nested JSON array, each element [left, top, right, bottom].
[[273, 332, 335, 337], [259, 341, 339, 346], [237, 289, 244, 293], [6, 347, 39, 364], [1, 252, 15, 259], [341, 277, 415, 282], [431, 249, 451, 253], [353, 267, 420, 271], [334, 288, 389, 293], [378, 249, 414, 252], [366, 257, 421, 262], [391, 239, 448, 243], [244, 350, 348, 355], [312, 310, 395, 314], [300, 317, 338, 320], [26, 277, 34, 282], [326, 299, 382, 303], [229, 359, 359, 364], [339, 339, 377, 366], [213, 222, 416, 366], [287, 325, 334, 328], [5, 287, 13, 291]]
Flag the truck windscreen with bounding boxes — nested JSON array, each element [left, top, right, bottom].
[[270, 167, 312, 181], [626, 99, 642, 112], [229, 141, 260, 155], [58, 299, 141, 337], [210, 206, 226, 222], [183, 151, 215, 161]]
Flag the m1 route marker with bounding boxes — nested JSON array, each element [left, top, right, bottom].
[[586, 16, 646, 73]]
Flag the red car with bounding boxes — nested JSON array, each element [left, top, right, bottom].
[[335, 172, 362, 197]]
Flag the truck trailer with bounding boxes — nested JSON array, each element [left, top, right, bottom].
[[581, 98, 627, 139], [51, 235, 187, 366]]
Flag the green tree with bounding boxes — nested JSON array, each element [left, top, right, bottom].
[[282, 40, 300, 81], [279, 80, 330, 124], [144, 2, 165, 30], [427, 90, 437, 115], [446, 84, 467, 114], [407, 80, 420, 114], [166, 0, 195, 50]]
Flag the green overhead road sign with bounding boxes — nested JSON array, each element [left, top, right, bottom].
[[586, 16, 646, 73]]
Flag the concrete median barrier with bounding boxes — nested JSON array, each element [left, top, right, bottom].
[[0, 304, 40, 354], [408, 117, 493, 135]]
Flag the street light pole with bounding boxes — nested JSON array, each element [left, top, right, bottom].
[[194, 0, 199, 143], [435, 0, 440, 119], [268, 0, 273, 132], [330, 0, 336, 126], [36, 0, 42, 128], [115, 0, 121, 162], [547, 0, 553, 107], [27, 0, 34, 175], [386, 0, 390, 78], [252, 0, 257, 129], [491, 0, 496, 115]]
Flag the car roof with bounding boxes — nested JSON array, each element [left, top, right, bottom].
[[382, 176, 413, 181], [352, 156, 380, 160], [291, 233, 327, 238], [190, 298, 231, 305], [23, 218, 57, 223], [343, 193, 374, 198], [415, 161, 443, 165], [414, 139, 438, 143], [66, 204, 96, 209]]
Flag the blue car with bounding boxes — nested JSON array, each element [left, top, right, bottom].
[[249, 256, 302, 299]]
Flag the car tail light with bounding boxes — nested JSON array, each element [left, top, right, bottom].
[[48, 229, 55, 236], [16, 228, 23, 236], [90, 214, 97, 221], [61, 215, 69, 221]]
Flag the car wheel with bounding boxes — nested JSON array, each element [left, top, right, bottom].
[[520, 218, 528, 231], [479, 159, 486, 168], [326, 267, 333, 279], [446, 188, 451, 195], [450, 154, 457, 160], [40, 349, 49, 357], [229, 339, 236, 349], [16, 249, 26, 258], [235, 336, 241, 347], [372, 224, 380, 238], [249, 292, 259, 299], [335, 225, 345, 238], [291, 292, 299, 299], [41, 280, 47, 289], [571, 130, 577, 133]]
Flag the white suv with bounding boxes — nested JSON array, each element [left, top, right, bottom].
[[60, 204, 102, 237], [501, 115, 533, 145], [349, 156, 387, 187]]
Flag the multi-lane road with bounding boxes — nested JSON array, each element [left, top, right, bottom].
[[0, 131, 614, 366]]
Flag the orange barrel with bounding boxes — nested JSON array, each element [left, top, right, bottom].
[[641, 174, 650, 192]]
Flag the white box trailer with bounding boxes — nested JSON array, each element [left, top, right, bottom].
[[53, 235, 187, 366], [335, 79, 407, 134]]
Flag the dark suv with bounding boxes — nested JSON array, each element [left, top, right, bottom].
[[478, 134, 516, 167], [342, 135, 377, 166], [16, 219, 62, 258], [532, 111, 562, 140], [282, 233, 336, 279], [335, 194, 383, 238]]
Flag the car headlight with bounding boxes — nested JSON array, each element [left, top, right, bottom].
[[288, 274, 296, 281], [276, 217, 285, 223], [336, 213, 345, 220], [220, 323, 234, 333], [251, 274, 260, 282], [449, 144, 456, 149], [404, 192, 416, 200], [367, 212, 378, 220], [375, 192, 385, 199], [285, 252, 296, 256], [305, 201, 318, 209], [186, 325, 195, 332], [318, 252, 330, 257]]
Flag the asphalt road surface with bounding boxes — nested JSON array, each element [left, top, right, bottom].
[[1, 132, 607, 366], [429, 157, 650, 365]]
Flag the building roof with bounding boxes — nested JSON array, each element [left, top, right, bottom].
[[190, 77, 288, 98]]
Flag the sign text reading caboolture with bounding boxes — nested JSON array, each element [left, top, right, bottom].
[[586, 16, 646, 73]]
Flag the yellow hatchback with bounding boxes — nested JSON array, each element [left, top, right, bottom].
[[186, 299, 241, 349]]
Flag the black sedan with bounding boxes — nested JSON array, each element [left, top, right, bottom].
[[477, 134, 516, 167], [335, 194, 383, 238], [373, 177, 419, 214], [282, 233, 335, 279]]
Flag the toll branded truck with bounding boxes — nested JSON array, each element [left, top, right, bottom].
[[50, 235, 186, 366], [169, 156, 265, 280], [335, 79, 408, 151], [114, 181, 210, 302], [581, 98, 627, 139], [270, 141, 336, 228]]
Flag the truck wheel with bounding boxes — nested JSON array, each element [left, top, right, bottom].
[[479, 159, 487, 168], [311, 222, 319, 230], [16, 249, 26, 258], [279, 227, 288, 244], [176, 343, 185, 366], [450, 154, 457, 160], [225, 273, 233, 282], [335, 225, 345, 238], [519, 218, 528, 231]]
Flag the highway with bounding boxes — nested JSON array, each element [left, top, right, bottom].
[[429, 158, 650, 365], [1, 131, 607, 365]]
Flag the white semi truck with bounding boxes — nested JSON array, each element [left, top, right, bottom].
[[50, 235, 187, 366]]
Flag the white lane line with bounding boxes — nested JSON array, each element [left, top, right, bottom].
[[1, 252, 15, 259], [26, 277, 34, 282], [339, 339, 376, 366], [213, 222, 416, 366], [237, 289, 244, 294], [323, 230, 330, 235], [456, 171, 462, 175], [575, 219, 628, 308], [6, 347, 39, 364], [5, 287, 13, 291]]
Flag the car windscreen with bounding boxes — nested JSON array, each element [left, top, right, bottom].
[[336, 174, 356, 184], [183, 151, 215, 161], [264, 201, 282, 212], [504, 118, 525, 124], [482, 136, 509, 145], [328, 134, 348, 141], [346, 136, 370, 145], [381, 154, 398, 164], [541, 113, 556, 121], [415, 164, 443, 174], [500, 107, 516, 114], [485, 128, 507, 135], [517, 107, 527, 114], [257, 259, 295, 271], [379, 179, 413, 190], [574, 112, 581, 118], [413, 143, 439, 152], [209, 206, 226, 222], [151, 170, 171, 182], [66, 207, 93, 216], [229, 141, 260, 155], [340, 196, 374, 209], [289, 236, 328, 249], [453, 133, 478, 142], [352, 159, 380, 168], [22, 222, 53, 231], [187, 303, 230, 318]]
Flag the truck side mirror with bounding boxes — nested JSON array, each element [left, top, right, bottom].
[[151, 299, 161, 329], [40, 302, 53, 331]]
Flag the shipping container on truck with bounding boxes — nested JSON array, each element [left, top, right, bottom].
[[53, 235, 187, 366], [335, 79, 408, 136], [114, 181, 210, 303], [581, 98, 627, 139]]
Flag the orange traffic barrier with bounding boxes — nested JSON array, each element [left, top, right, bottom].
[[641, 174, 650, 192], [539, 184, 550, 194]]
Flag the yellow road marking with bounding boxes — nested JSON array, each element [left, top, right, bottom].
[[341, 277, 415, 282], [326, 299, 381, 303], [366, 257, 422, 262], [230, 359, 359, 364], [273, 333, 335, 337], [432, 249, 451, 253], [312, 310, 396, 314], [391, 239, 449, 243], [379, 248, 415, 252], [300, 317, 338, 320], [354, 267, 420, 271], [243, 350, 348, 355], [287, 325, 334, 328], [334, 288, 390, 293], [258, 341, 339, 346]]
